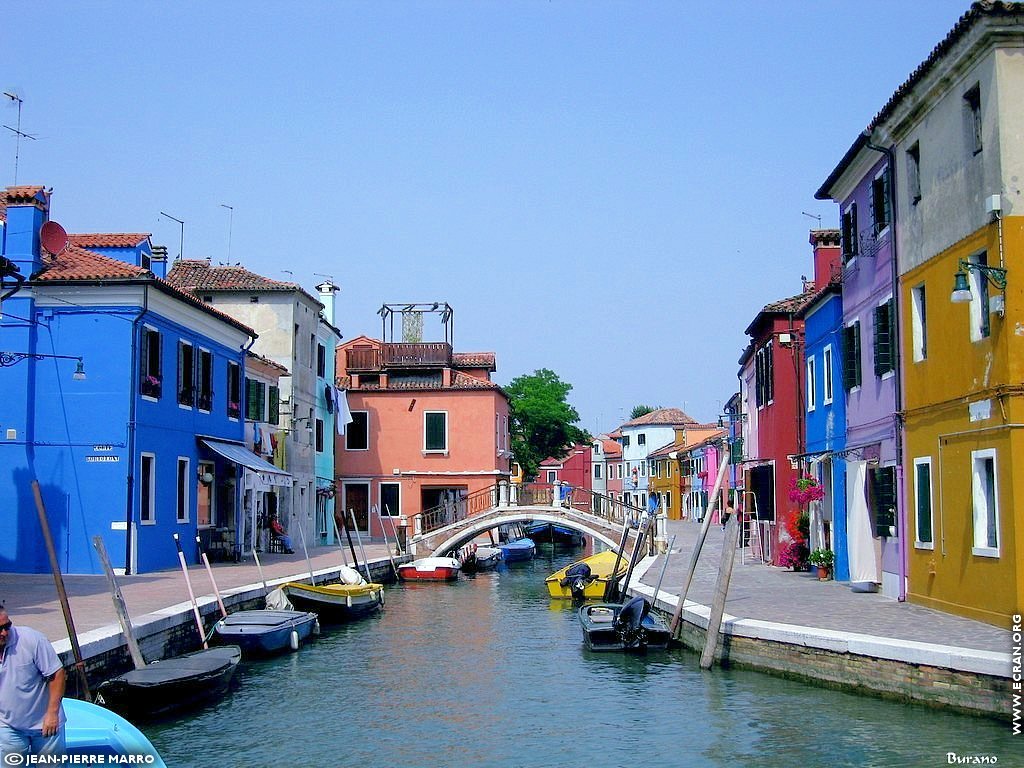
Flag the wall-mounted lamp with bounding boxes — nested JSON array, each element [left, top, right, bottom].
[[0, 352, 86, 381], [717, 412, 748, 428], [198, 469, 214, 485], [951, 259, 1007, 303], [292, 416, 314, 434]]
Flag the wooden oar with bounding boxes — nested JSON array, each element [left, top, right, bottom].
[[195, 536, 227, 619], [251, 549, 269, 595], [34, 481, 91, 701], [347, 509, 372, 582], [651, 534, 676, 604], [173, 534, 208, 649], [376, 505, 401, 580], [92, 536, 146, 670], [329, 514, 350, 567], [294, 515, 317, 586], [603, 518, 632, 602]]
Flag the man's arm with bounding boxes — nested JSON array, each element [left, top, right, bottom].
[[41, 667, 65, 737]]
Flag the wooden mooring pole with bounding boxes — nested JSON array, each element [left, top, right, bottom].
[[700, 511, 740, 669], [669, 454, 730, 637]]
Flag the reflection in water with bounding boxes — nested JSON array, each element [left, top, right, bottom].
[[145, 547, 1015, 768]]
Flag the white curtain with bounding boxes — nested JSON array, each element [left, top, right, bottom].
[[846, 460, 878, 585]]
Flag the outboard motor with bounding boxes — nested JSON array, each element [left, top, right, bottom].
[[559, 562, 593, 601], [614, 596, 651, 649]]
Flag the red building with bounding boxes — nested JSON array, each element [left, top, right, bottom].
[[538, 444, 593, 493]]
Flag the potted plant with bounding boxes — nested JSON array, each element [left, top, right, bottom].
[[808, 548, 835, 580], [779, 541, 810, 571]]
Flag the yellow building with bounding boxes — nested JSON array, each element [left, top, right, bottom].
[[876, 4, 1024, 627], [647, 424, 722, 520]]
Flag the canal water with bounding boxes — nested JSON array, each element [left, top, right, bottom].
[[145, 547, 1015, 767]]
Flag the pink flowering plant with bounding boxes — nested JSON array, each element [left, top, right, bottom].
[[788, 475, 825, 505]]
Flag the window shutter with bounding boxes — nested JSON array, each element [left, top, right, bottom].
[[140, 329, 149, 383], [730, 438, 743, 464], [871, 467, 897, 537], [268, 386, 280, 425], [873, 302, 892, 377], [246, 378, 258, 419]]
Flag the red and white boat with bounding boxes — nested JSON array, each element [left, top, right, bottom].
[[397, 556, 461, 582]]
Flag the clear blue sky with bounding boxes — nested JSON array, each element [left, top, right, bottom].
[[4, 1, 972, 435]]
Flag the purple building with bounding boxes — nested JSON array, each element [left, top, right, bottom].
[[817, 138, 902, 598]]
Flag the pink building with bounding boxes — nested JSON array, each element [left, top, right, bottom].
[[335, 333, 511, 539]]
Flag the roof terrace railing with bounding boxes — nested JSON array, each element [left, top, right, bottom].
[[346, 342, 453, 372]]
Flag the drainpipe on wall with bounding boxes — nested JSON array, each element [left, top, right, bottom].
[[124, 285, 149, 574], [863, 130, 906, 602]]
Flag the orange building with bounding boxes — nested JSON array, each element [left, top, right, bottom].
[[334, 321, 511, 540]]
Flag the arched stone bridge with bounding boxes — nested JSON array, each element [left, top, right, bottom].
[[413, 503, 639, 557]]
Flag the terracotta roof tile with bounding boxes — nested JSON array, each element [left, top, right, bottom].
[[32, 246, 255, 336], [68, 233, 150, 248], [4, 186, 47, 205], [33, 245, 150, 281], [452, 352, 496, 370], [166, 259, 302, 292], [601, 438, 621, 457], [622, 407, 698, 428]]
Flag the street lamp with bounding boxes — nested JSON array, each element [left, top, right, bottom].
[[951, 258, 1007, 303], [0, 352, 86, 380]]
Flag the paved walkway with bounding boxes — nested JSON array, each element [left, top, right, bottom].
[[0, 542, 397, 644], [638, 518, 1010, 658]]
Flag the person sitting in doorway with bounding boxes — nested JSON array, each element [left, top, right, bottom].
[[269, 515, 295, 554]]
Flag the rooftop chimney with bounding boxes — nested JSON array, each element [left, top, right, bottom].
[[3, 186, 49, 279], [809, 229, 841, 289], [316, 280, 340, 327]]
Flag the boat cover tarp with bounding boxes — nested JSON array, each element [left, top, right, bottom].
[[219, 610, 307, 628], [115, 648, 239, 687]]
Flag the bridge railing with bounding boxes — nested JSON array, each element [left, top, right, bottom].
[[409, 484, 500, 537], [509, 482, 646, 528]]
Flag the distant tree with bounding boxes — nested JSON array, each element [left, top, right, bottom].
[[630, 404, 659, 420], [505, 368, 591, 480]]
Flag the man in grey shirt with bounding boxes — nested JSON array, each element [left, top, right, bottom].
[[0, 607, 66, 757]]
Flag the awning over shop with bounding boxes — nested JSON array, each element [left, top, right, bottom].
[[199, 437, 291, 488]]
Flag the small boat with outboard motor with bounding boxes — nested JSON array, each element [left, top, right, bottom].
[[578, 596, 671, 652], [459, 543, 503, 573], [546, 550, 628, 600]]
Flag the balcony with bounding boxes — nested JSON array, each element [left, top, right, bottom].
[[346, 342, 453, 372]]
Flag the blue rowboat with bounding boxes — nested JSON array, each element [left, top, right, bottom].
[[65, 698, 167, 765], [524, 521, 585, 547], [212, 609, 319, 655]]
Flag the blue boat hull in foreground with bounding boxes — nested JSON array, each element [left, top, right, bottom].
[[65, 698, 168, 766]]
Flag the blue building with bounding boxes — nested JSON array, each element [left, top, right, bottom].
[[0, 185, 283, 574], [801, 230, 849, 581]]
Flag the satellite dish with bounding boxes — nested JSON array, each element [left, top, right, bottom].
[[40, 220, 68, 255]]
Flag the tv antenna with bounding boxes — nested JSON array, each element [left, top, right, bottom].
[[3, 90, 37, 185], [159, 211, 185, 260], [801, 211, 823, 227], [220, 204, 234, 262]]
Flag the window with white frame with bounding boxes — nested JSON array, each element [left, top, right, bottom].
[[346, 411, 369, 451], [911, 284, 928, 362], [140, 453, 155, 524], [547, 470, 557, 484], [176, 457, 190, 523], [424, 411, 448, 452], [913, 457, 933, 549], [823, 345, 834, 404], [594, 464, 601, 479], [806, 355, 816, 412], [380, 482, 401, 517], [665, 491, 671, 510], [871, 167, 891, 236], [971, 449, 999, 556]]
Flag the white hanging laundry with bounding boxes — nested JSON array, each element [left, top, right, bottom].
[[336, 387, 353, 435]]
